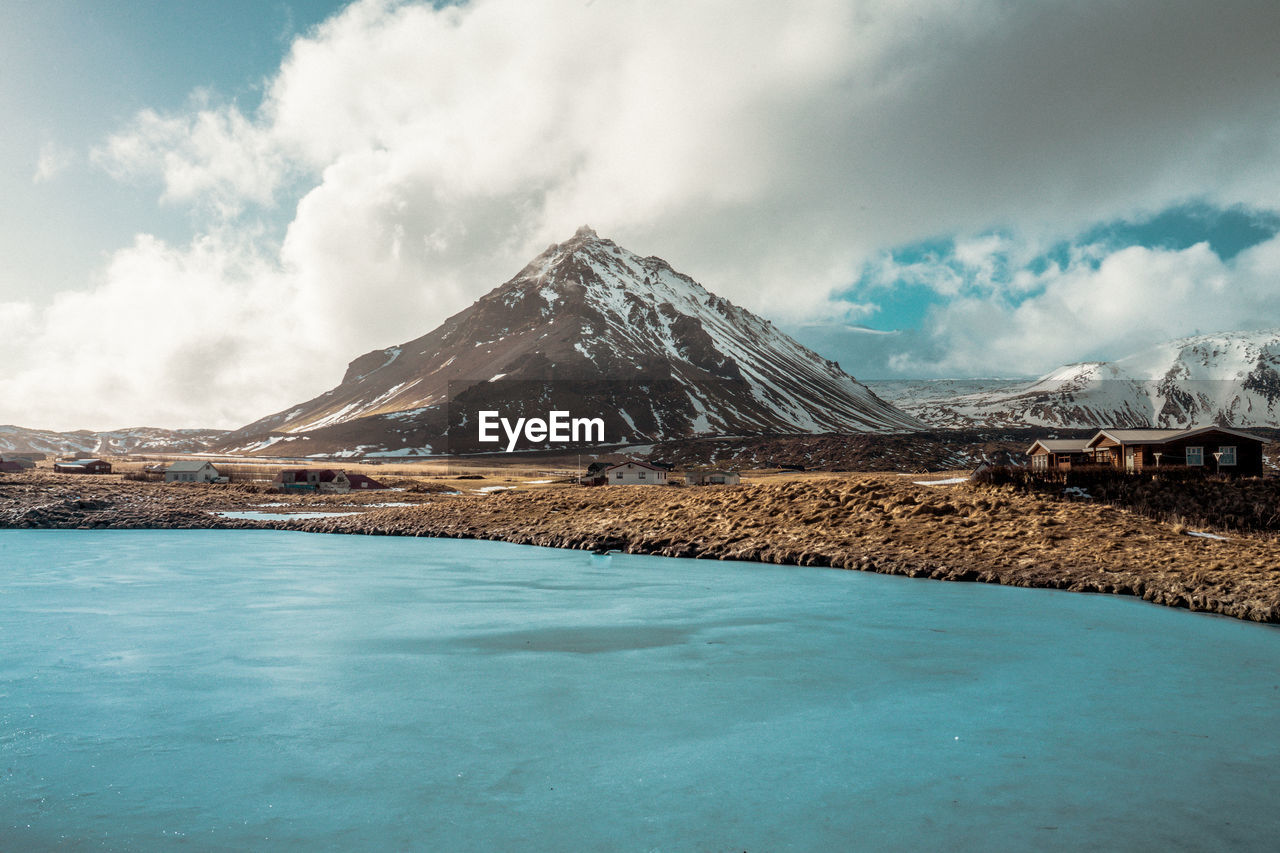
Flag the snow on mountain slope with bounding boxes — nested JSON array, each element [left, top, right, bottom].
[[220, 226, 920, 456], [892, 330, 1280, 428], [0, 425, 227, 457]]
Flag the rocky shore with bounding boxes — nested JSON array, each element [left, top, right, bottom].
[[4, 472, 1280, 624]]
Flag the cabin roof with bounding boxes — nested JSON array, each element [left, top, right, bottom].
[[1026, 439, 1091, 454], [166, 460, 215, 473], [604, 459, 664, 472], [1086, 426, 1263, 449]]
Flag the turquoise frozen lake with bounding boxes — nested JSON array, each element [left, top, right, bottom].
[[2, 530, 1278, 851]]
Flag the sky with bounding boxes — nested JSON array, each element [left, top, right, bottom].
[[3, 0, 1280, 431]]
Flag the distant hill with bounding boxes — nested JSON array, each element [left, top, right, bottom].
[[0, 425, 227, 458]]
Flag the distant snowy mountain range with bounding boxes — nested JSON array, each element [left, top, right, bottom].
[[878, 329, 1280, 429], [0, 425, 226, 458], [7, 232, 1277, 457], [216, 226, 920, 456]]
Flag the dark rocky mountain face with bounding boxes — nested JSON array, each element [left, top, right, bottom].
[[219, 226, 920, 457]]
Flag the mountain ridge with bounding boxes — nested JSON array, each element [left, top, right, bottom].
[[218, 226, 921, 456], [887, 329, 1280, 429]]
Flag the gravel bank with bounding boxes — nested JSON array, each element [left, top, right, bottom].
[[4, 473, 1279, 624]]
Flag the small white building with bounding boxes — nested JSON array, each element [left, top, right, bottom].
[[685, 468, 741, 486], [604, 460, 668, 485], [164, 460, 221, 484]]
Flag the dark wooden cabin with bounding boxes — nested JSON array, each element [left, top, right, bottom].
[[1027, 439, 1092, 472], [1084, 427, 1264, 476], [53, 459, 112, 475]]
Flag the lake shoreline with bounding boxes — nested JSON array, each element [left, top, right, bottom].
[[4, 472, 1279, 624]]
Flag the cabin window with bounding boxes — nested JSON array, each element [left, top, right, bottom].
[[638, 470, 646, 479], [615, 471, 622, 480], [1218, 446, 1237, 466], [1186, 446, 1203, 467]]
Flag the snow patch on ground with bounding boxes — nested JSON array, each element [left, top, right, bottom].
[[215, 511, 365, 521], [619, 444, 655, 456], [913, 477, 968, 486], [365, 446, 433, 457]]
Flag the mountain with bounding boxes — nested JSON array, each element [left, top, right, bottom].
[[0, 425, 227, 458], [888, 330, 1280, 428], [218, 226, 920, 456]]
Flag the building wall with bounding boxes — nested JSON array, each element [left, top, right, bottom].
[[1137, 435, 1264, 476], [608, 464, 666, 485], [165, 464, 217, 483], [1097, 433, 1265, 476], [688, 471, 741, 485]]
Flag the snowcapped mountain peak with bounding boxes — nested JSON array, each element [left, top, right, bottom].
[[219, 228, 919, 456], [889, 328, 1280, 429]]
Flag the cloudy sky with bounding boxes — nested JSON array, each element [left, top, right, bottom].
[[4, 0, 1280, 430]]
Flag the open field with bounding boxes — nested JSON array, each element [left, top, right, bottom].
[[3, 469, 1279, 624]]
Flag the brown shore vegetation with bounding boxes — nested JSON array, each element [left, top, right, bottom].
[[2, 471, 1279, 624]]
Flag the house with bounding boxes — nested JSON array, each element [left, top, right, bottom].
[[1027, 439, 1093, 472], [164, 460, 221, 484], [1027, 426, 1265, 476], [274, 469, 354, 493], [604, 459, 668, 485], [0, 460, 28, 473], [0, 457, 35, 471], [685, 468, 742, 486], [53, 459, 112, 475], [1083, 427, 1264, 476], [580, 461, 612, 486], [345, 473, 389, 491]]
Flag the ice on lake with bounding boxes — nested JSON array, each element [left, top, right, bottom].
[[2, 529, 1279, 851]]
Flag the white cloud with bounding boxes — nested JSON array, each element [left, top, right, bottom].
[[0, 232, 337, 430], [32, 141, 74, 183], [6, 0, 1280, 428], [898, 235, 1280, 377]]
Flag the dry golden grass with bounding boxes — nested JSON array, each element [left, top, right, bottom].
[[6, 468, 1280, 623]]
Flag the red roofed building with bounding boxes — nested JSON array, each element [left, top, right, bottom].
[[346, 473, 388, 491], [274, 469, 387, 493]]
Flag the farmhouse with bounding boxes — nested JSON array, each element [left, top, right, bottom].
[[0, 457, 35, 471], [685, 468, 742, 486], [1027, 427, 1265, 476], [1085, 427, 1264, 476], [579, 461, 611, 486], [1027, 439, 1093, 472], [0, 460, 28, 473], [53, 459, 112, 475], [275, 469, 350, 492], [604, 459, 668, 485], [164, 460, 221, 484], [273, 469, 385, 493]]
